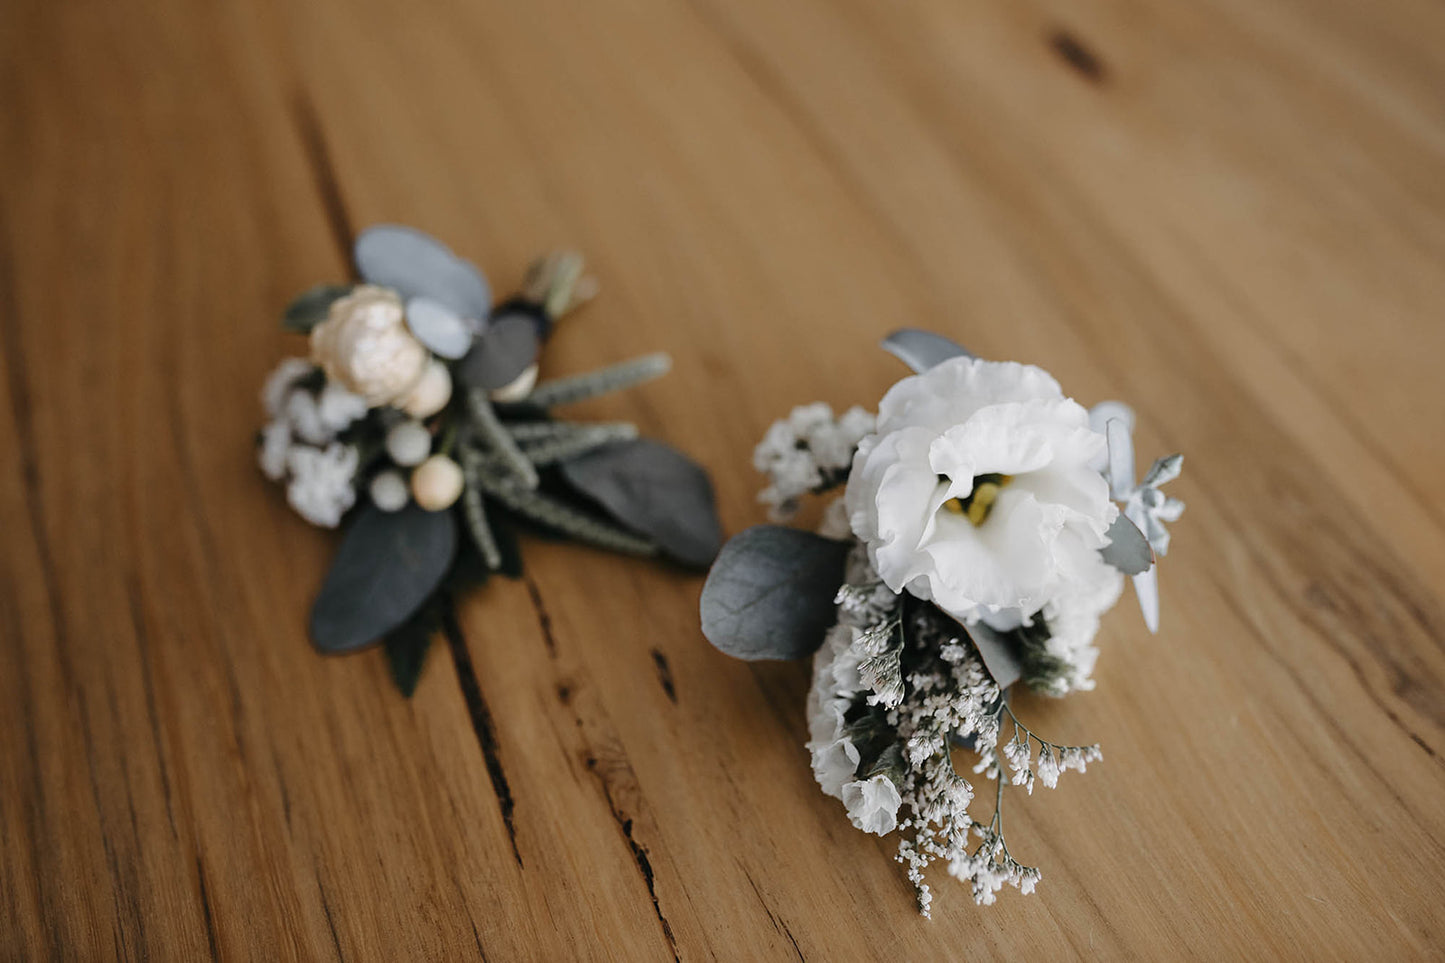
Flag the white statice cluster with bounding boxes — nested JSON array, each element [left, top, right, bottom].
[[806, 544, 1103, 916], [754, 402, 874, 520], [807, 547, 905, 831], [257, 358, 367, 527]]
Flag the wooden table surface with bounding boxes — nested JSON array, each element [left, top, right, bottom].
[[5, 0, 1445, 958]]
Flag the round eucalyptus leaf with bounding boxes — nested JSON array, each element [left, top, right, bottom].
[[405, 296, 474, 359], [456, 313, 540, 390], [558, 439, 723, 569], [699, 525, 850, 661], [354, 225, 492, 321], [309, 503, 458, 653]]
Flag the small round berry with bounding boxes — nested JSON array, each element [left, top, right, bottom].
[[368, 470, 410, 512], [400, 359, 453, 418], [385, 419, 432, 467], [411, 455, 464, 511]]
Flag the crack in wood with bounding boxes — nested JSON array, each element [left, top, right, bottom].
[[583, 752, 680, 962], [742, 865, 803, 961], [441, 598, 523, 867], [195, 855, 221, 962], [650, 649, 677, 704], [523, 576, 558, 658], [289, 89, 357, 272], [1048, 29, 1107, 84], [315, 869, 346, 962], [126, 577, 177, 838]]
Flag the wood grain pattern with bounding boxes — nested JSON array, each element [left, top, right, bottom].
[[3, 0, 1444, 957]]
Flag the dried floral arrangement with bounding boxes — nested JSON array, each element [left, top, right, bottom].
[[700, 330, 1183, 915], [258, 225, 722, 693]]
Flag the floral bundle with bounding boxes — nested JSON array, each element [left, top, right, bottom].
[[700, 330, 1183, 915], [259, 225, 721, 693]]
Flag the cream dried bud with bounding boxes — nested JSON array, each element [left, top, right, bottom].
[[400, 359, 453, 418], [310, 285, 429, 406], [411, 454, 464, 511], [490, 363, 539, 403]]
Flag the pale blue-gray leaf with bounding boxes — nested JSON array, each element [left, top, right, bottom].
[[1099, 512, 1153, 575], [309, 503, 457, 653], [1104, 417, 1136, 499], [405, 296, 474, 359], [1132, 566, 1161, 634], [457, 313, 539, 390], [354, 225, 492, 321], [700, 526, 850, 661], [881, 329, 974, 373], [558, 439, 723, 569], [950, 614, 1024, 691]]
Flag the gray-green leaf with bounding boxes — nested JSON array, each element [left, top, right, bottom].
[[457, 314, 540, 390], [282, 284, 352, 333], [559, 439, 722, 569], [881, 329, 974, 373], [952, 615, 1024, 691], [309, 503, 458, 653], [699, 525, 850, 661], [1099, 512, 1154, 575]]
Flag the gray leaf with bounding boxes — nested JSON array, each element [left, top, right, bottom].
[[405, 296, 474, 359], [881, 329, 975, 373], [1099, 512, 1154, 575], [952, 615, 1024, 691], [457, 313, 540, 390], [558, 439, 723, 569], [282, 284, 352, 333], [354, 225, 492, 321], [309, 503, 458, 653], [700, 525, 850, 661]]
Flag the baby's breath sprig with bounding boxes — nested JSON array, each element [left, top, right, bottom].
[[998, 701, 1102, 793]]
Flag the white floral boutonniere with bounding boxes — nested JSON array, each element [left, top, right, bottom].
[[258, 225, 723, 695], [700, 330, 1183, 916]]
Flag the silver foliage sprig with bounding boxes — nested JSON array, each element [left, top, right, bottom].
[[527, 353, 672, 408]]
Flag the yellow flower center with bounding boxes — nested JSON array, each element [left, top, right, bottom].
[[943, 473, 1013, 526]]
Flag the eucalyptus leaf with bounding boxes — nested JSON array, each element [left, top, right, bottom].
[[881, 329, 974, 373], [383, 601, 441, 697], [699, 525, 850, 661], [309, 503, 458, 653], [282, 284, 351, 333], [1099, 512, 1153, 575], [949, 612, 1024, 691], [354, 225, 492, 321], [405, 296, 474, 359], [457, 314, 540, 390], [558, 439, 723, 569]]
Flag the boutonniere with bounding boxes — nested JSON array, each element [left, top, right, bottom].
[[259, 225, 722, 693], [700, 330, 1183, 915]]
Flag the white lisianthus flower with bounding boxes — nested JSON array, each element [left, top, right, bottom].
[[846, 357, 1117, 626], [842, 774, 902, 835]]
